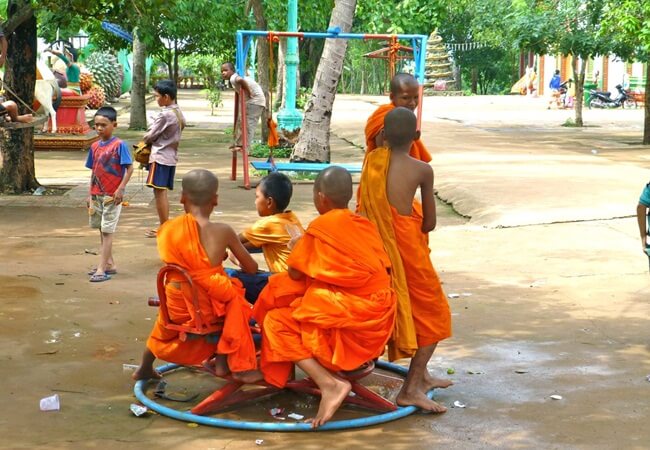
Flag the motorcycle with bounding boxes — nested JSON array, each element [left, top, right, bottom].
[[588, 84, 637, 109]]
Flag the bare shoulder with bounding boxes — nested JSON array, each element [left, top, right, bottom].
[[208, 222, 236, 238]]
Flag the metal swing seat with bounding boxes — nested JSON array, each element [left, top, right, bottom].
[[134, 264, 426, 431]]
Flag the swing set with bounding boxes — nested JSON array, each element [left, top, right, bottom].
[[231, 29, 428, 189]]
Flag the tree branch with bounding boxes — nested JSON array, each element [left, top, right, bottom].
[[2, 4, 34, 35]]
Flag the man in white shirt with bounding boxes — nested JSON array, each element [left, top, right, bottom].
[[221, 62, 267, 153]]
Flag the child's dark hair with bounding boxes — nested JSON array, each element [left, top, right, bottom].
[[259, 172, 293, 212], [222, 62, 235, 72], [95, 106, 117, 122], [154, 79, 177, 100]]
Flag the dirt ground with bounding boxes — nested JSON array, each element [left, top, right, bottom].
[[1, 90, 649, 449]]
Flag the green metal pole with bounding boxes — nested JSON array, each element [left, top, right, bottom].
[[277, 0, 303, 131]]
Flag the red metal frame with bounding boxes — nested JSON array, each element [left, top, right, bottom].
[[150, 265, 398, 415]]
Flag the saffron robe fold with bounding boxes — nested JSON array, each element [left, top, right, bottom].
[[147, 214, 257, 372], [254, 209, 397, 388], [358, 147, 451, 361], [365, 104, 432, 163]]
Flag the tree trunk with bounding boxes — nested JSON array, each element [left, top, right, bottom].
[[276, 39, 286, 109], [643, 61, 650, 145], [249, 0, 269, 143], [0, 2, 37, 194], [470, 67, 478, 94], [173, 41, 179, 84], [572, 56, 587, 127], [291, 0, 357, 163], [129, 29, 147, 130]]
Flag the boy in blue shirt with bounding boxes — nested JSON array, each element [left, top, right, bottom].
[[85, 106, 134, 281], [637, 181, 650, 268]]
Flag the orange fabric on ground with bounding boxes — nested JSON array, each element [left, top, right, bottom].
[[147, 214, 257, 372], [359, 147, 451, 360], [365, 104, 432, 163], [242, 211, 304, 273], [255, 209, 396, 388]]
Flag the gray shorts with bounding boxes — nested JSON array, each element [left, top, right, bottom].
[[89, 195, 122, 233]]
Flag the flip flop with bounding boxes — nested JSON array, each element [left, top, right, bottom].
[[89, 273, 111, 282], [144, 229, 158, 238], [87, 268, 117, 275]]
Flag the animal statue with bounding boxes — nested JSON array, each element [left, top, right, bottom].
[[34, 60, 61, 133]]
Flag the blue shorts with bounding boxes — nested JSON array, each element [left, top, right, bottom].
[[146, 162, 175, 190], [224, 268, 271, 303]]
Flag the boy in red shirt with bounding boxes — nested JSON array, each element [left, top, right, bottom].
[[85, 106, 134, 282]]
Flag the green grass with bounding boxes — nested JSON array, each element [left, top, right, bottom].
[[249, 143, 292, 159]]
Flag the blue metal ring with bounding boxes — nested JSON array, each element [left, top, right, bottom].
[[133, 360, 430, 431]]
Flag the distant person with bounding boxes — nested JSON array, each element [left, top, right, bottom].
[[548, 69, 562, 109], [220, 62, 266, 154], [143, 79, 186, 238], [359, 107, 452, 413], [85, 106, 134, 282], [637, 181, 650, 262], [239, 172, 304, 273]]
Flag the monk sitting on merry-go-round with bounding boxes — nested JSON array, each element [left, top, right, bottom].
[[133, 167, 397, 428], [132, 168, 260, 383]]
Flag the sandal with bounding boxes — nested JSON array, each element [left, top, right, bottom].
[[144, 229, 158, 238], [89, 273, 111, 282], [87, 268, 117, 275]]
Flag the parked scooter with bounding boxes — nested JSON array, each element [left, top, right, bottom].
[[588, 84, 635, 109]]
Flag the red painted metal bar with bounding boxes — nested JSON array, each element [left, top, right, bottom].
[[191, 381, 243, 415], [416, 84, 424, 132]]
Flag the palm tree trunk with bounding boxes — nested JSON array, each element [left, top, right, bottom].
[[644, 63, 650, 145], [276, 39, 286, 109], [129, 28, 147, 129], [291, 0, 357, 162], [249, 0, 269, 142]]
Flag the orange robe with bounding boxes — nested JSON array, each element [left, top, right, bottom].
[[358, 147, 451, 360], [253, 209, 396, 388], [147, 214, 257, 372], [365, 103, 432, 163]]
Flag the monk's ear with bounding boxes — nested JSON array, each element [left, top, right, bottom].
[[180, 192, 187, 204], [214, 193, 219, 206], [414, 130, 421, 141]]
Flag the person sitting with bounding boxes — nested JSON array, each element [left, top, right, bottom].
[[251, 166, 397, 428], [0, 100, 33, 124], [358, 107, 453, 414], [133, 169, 260, 382], [239, 172, 304, 273]]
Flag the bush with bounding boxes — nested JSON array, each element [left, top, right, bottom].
[[204, 87, 223, 115], [249, 143, 292, 158]]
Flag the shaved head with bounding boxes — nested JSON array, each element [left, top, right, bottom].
[[314, 166, 353, 209], [182, 169, 219, 206], [384, 107, 417, 149], [390, 72, 418, 95]]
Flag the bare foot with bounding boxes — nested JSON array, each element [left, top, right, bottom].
[[396, 389, 447, 413], [232, 369, 264, 384], [307, 377, 351, 428], [423, 372, 454, 390], [132, 366, 162, 381], [203, 355, 230, 377]]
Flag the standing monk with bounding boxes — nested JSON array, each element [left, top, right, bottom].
[[252, 167, 396, 428], [365, 73, 431, 162], [359, 107, 452, 413], [133, 169, 259, 382]]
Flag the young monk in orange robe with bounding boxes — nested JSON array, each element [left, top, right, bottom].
[[359, 107, 452, 413], [252, 166, 397, 428], [364, 73, 431, 163], [133, 169, 260, 381]]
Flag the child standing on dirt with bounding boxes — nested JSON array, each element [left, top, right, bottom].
[[85, 106, 134, 282], [358, 107, 452, 413], [637, 181, 650, 264], [143, 79, 186, 238], [238, 172, 304, 273]]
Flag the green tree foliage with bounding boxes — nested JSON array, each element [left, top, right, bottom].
[[507, 0, 612, 127], [601, 0, 650, 144]]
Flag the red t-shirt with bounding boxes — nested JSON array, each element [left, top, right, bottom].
[[85, 137, 132, 196]]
